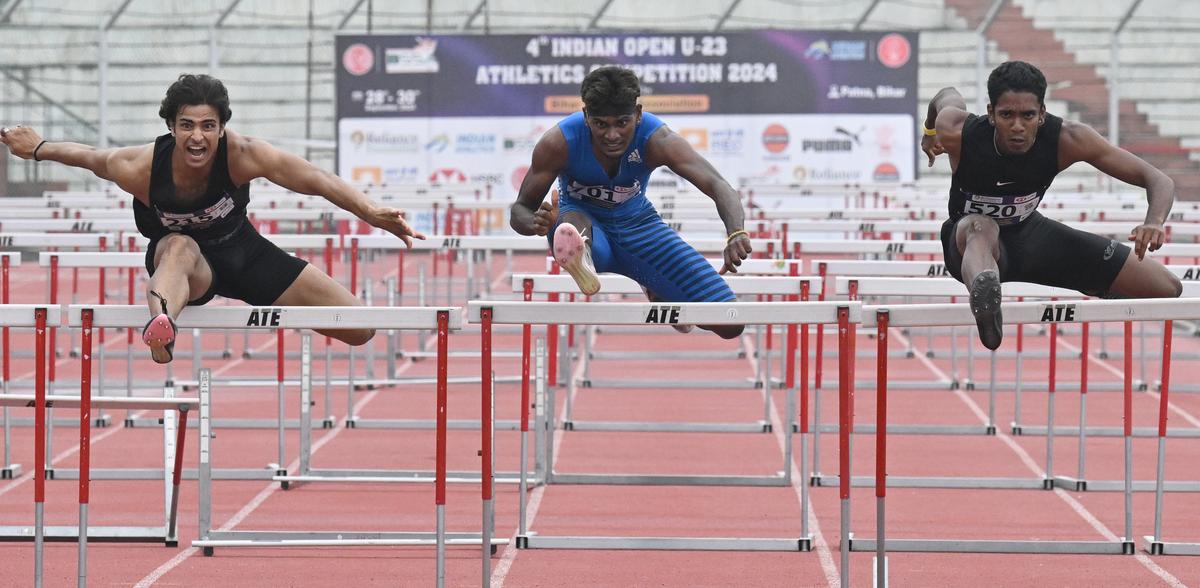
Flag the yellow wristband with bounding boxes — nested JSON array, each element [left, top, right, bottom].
[[726, 229, 748, 244], [922, 124, 937, 137]]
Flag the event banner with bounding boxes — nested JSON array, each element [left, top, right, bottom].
[[335, 31, 918, 194]]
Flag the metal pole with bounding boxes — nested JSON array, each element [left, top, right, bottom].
[[98, 25, 109, 149], [976, 0, 1007, 113]]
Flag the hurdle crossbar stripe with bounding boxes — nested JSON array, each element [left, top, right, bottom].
[[467, 301, 859, 326], [0, 233, 116, 248], [67, 305, 463, 330], [862, 299, 1200, 328], [0, 395, 197, 411], [39, 252, 144, 268], [511, 274, 821, 296], [0, 305, 63, 326], [836, 277, 1086, 298], [814, 260, 947, 277], [792, 239, 944, 255]]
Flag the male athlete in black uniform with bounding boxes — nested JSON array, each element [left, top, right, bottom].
[[1, 74, 424, 363], [922, 61, 1182, 350]]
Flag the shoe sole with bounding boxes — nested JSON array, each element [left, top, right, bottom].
[[970, 271, 1003, 350], [143, 314, 176, 364], [553, 224, 600, 296]]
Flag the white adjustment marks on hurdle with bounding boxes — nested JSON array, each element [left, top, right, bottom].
[[266, 234, 341, 250], [468, 300, 859, 326], [0, 394, 198, 411], [68, 305, 462, 330], [38, 251, 144, 268], [511, 274, 821, 296], [862, 298, 1200, 328], [0, 233, 117, 248], [836, 276, 1084, 298], [0, 305, 63, 326], [813, 259, 949, 277], [352, 234, 550, 252], [791, 239, 944, 255]]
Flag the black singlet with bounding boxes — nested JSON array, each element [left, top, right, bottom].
[[947, 113, 1062, 226], [135, 133, 250, 244]]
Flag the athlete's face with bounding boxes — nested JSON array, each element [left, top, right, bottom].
[[987, 91, 1045, 156], [170, 104, 223, 170], [585, 105, 642, 160]]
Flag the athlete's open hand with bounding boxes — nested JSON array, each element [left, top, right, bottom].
[[1129, 223, 1166, 261], [921, 133, 944, 168], [0, 125, 42, 160], [720, 232, 752, 275], [366, 206, 426, 248], [531, 191, 558, 236]]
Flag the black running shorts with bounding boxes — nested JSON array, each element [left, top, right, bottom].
[[145, 221, 309, 306], [940, 211, 1132, 297]]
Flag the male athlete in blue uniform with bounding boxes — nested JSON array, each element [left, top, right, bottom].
[[510, 66, 752, 339], [922, 61, 1182, 350]]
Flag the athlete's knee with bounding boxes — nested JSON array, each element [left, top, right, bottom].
[[961, 215, 999, 240], [711, 324, 744, 339], [1163, 273, 1183, 298], [155, 234, 202, 265], [339, 328, 376, 346]]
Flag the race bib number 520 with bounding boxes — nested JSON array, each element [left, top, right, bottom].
[[963, 191, 1040, 225]]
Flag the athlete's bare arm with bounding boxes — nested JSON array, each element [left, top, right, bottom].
[[226, 130, 423, 246], [645, 126, 751, 274], [1058, 121, 1175, 260], [921, 87, 970, 169], [0, 125, 153, 201], [510, 127, 568, 237]]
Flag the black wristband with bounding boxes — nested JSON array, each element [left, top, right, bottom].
[[33, 140, 47, 162]]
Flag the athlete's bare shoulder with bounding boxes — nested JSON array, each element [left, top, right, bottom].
[[108, 142, 155, 200]]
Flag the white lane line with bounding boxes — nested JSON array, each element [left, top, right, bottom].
[[136, 342, 418, 587], [749, 336, 840, 588], [1057, 336, 1200, 429], [489, 333, 574, 587], [893, 328, 1186, 587]]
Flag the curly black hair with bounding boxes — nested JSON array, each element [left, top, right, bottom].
[[580, 66, 640, 114], [159, 74, 232, 126], [987, 61, 1047, 107]]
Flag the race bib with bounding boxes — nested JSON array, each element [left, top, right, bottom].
[[565, 180, 641, 209], [158, 194, 236, 230], [962, 191, 1040, 225]]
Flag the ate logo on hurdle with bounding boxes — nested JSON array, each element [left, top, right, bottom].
[[1182, 267, 1200, 280], [441, 237, 461, 248], [644, 304, 682, 324], [926, 263, 948, 276], [245, 308, 283, 326], [1039, 303, 1077, 322]]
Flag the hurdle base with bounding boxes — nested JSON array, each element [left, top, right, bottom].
[[0, 525, 172, 544], [1143, 536, 1200, 555], [813, 474, 1047, 490], [517, 534, 808, 551], [1014, 424, 1200, 439], [347, 418, 522, 431], [848, 536, 1131, 554], [561, 420, 771, 434], [549, 472, 788, 487], [0, 464, 20, 479], [1053, 476, 1087, 492], [815, 423, 994, 436], [51, 467, 280, 481]]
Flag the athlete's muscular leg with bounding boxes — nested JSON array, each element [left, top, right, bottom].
[[954, 213, 1001, 282], [271, 264, 374, 345], [149, 233, 214, 318], [1107, 255, 1183, 298], [558, 210, 593, 244]]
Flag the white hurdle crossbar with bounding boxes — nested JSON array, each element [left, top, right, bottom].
[[69, 304, 482, 588], [469, 300, 861, 552], [511, 273, 820, 435], [849, 298, 1200, 580]]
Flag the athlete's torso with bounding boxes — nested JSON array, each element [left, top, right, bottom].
[[556, 111, 664, 220], [948, 113, 1063, 226], [134, 133, 250, 243]]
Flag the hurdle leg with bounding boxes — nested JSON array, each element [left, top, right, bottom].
[[364, 284, 376, 381], [435, 310, 449, 588], [386, 277, 398, 380], [78, 309, 94, 588], [1122, 322, 1133, 550], [987, 351, 996, 433], [275, 330, 288, 483], [300, 334, 312, 476], [812, 383, 823, 484], [34, 307, 48, 588], [345, 344, 357, 427], [837, 307, 852, 588], [761, 325, 775, 432], [1012, 323, 1024, 434], [1075, 323, 1090, 488], [198, 369, 214, 556], [324, 337, 334, 428], [1044, 321, 1058, 488], [1144, 320, 1172, 554]]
